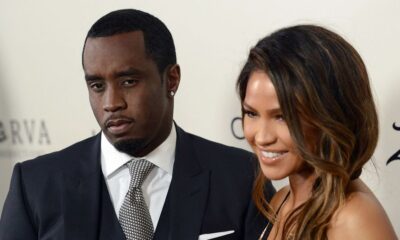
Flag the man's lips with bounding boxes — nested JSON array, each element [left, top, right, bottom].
[[105, 117, 134, 135]]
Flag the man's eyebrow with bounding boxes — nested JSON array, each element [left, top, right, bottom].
[[115, 68, 142, 78], [84, 68, 143, 81], [85, 74, 102, 82]]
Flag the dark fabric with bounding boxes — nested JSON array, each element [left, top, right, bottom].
[[0, 126, 275, 240]]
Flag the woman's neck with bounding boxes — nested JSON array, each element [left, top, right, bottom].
[[287, 170, 316, 209]]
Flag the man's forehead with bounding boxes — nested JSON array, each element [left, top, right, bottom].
[[85, 31, 145, 50], [83, 31, 148, 65]]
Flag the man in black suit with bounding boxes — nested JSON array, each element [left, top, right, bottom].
[[0, 9, 274, 240]]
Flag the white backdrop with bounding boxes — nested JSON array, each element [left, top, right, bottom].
[[1, 0, 399, 234]]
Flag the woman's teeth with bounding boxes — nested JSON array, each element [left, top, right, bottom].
[[261, 151, 284, 158]]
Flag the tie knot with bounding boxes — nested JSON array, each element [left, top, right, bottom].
[[127, 159, 155, 188]]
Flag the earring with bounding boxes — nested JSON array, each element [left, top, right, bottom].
[[170, 91, 175, 97]]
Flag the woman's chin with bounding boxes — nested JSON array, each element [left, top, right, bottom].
[[260, 168, 288, 181]]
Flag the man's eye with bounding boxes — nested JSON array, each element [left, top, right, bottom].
[[90, 82, 104, 91], [122, 79, 138, 86]]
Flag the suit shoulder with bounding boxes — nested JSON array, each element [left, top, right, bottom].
[[20, 135, 99, 172], [182, 131, 257, 176], [186, 132, 254, 159]]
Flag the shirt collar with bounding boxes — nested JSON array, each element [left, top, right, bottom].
[[101, 124, 176, 177]]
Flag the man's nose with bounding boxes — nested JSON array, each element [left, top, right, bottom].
[[103, 87, 126, 112]]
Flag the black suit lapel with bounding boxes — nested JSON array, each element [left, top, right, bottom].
[[63, 134, 125, 240], [169, 169, 210, 240], [98, 177, 126, 240], [155, 126, 210, 240]]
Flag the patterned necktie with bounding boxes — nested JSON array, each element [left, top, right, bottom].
[[119, 159, 155, 240]]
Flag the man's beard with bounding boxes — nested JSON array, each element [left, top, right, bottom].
[[114, 138, 148, 157]]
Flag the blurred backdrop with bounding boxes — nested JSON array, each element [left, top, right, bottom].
[[0, 0, 399, 234]]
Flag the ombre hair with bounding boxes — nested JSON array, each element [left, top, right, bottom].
[[237, 25, 378, 239]]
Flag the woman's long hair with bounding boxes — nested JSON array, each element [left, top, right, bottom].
[[237, 25, 378, 239]]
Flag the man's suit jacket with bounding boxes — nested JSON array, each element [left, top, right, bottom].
[[0, 126, 274, 240]]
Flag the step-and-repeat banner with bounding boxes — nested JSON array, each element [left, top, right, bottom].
[[1, 0, 399, 234]]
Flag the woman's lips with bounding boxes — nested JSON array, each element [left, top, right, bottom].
[[259, 150, 288, 165]]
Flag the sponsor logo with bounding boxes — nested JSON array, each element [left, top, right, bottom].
[[0, 119, 51, 160], [387, 122, 400, 165], [232, 117, 399, 166], [0, 119, 51, 145], [231, 117, 245, 140]]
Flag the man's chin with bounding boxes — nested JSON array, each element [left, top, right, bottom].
[[113, 138, 147, 157]]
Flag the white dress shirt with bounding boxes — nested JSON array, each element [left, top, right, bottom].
[[100, 125, 176, 228]]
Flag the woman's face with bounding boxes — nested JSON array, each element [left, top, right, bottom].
[[243, 71, 304, 180]]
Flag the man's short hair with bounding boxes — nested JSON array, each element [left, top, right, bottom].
[[83, 9, 176, 73]]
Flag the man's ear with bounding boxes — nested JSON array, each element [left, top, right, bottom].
[[165, 64, 180, 97]]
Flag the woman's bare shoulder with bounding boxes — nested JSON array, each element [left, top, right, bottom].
[[328, 179, 397, 239]]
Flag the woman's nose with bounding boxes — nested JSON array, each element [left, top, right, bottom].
[[255, 122, 276, 146]]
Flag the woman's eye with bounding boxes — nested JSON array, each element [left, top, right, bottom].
[[244, 110, 257, 118], [276, 114, 285, 121]]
